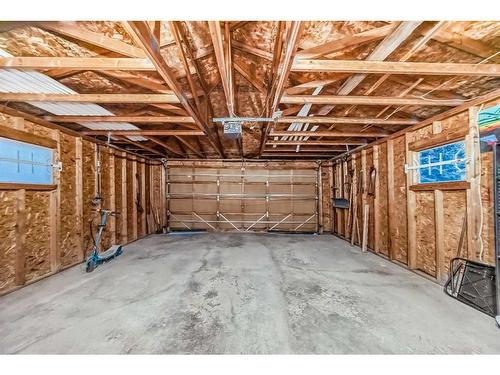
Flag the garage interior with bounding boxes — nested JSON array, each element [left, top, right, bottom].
[[0, 20, 499, 354]]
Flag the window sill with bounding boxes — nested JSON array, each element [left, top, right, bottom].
[[409, 181, 470, 191], [0, 183, 57, 191]]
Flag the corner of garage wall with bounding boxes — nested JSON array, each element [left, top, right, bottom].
[[0, 111, 167, 296]]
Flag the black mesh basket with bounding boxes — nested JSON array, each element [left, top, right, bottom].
[[444, 257, 497, 317]]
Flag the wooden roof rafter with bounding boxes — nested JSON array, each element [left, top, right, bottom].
[[259, 21, 304, 156], [122, 21, 224, 158]]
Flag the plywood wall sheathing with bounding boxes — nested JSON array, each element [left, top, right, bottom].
[[0, 110, 166, 296]]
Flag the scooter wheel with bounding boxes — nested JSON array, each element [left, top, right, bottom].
[[86, 259, 96, 273]]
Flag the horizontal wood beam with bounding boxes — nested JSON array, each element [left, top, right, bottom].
[[0, 93, 180, 103], [81, 130, 204, 136], [0, 57, 155, 71], [43, 115, 195, 123], [264, 148, 346, 152], [268, 140, 367, 146], [269, 131, 388, 138], [281, 95, 464, 106], [261, 153, 339, 158], [277, 116, 419, 125], [291, 59, 500, 76]]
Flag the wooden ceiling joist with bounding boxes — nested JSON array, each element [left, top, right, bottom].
[[0, 93, 180, 103], [291, 59, 500, 76], [81, 130, 204, 136], [44, 115, 195, 123], [0, 56, 155, 70], [269, 130, 388, 138], [277, 116, 419, 125], [281, 95, 464, 106], [268, 140, 367, 146], [264, 148, 345, 152]]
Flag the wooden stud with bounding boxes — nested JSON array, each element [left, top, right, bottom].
[[373, 145, 380, 253], [14, 189, 26, 286], [132, 158, 138, 240], [140, 161, 147, 236], [387, 139, 395, 260], [49, 130, 61, 273], [466, 106, 482, 260], [75, 137, 84, 261], [405, 132, 417, 269], [434, 189, 445, 283], [121, 152, 128, 244]]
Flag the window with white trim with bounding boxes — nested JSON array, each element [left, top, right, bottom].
[[416, 141, 466, 184], [0, 137, 54, 184]]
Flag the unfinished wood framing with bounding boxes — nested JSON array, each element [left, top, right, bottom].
[[0, 110, 166, 296]]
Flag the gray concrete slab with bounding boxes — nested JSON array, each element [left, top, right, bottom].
[[0, 233, 499, 354]]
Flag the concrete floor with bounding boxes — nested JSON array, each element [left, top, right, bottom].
[[0, 233, 499, 354]]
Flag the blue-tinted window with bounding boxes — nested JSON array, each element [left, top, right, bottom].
[[418, 141, 466, 184], [0, 137, 54, 184]]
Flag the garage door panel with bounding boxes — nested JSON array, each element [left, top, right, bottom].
[[167, 163, 318, 233]]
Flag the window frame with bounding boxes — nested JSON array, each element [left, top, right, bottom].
[[0, 124, 57, 191], [407, 127, 470, 192]]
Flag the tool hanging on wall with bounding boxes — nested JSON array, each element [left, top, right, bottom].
[[350, 168, 362, 246]]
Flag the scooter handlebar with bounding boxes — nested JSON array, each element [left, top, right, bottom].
[[99, 209, 120, 216]]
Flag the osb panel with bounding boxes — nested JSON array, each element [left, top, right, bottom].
[[321, 166, 332, 233], [114, 155, 124, 243], [392, 136, 408, 264], [137, 162, 147, 237], [24, 191, 51, 282], [480, 151, 495, 265], [377, 143, 390, 256], [440, 111, 468, 134], [0, 191, 18, 292], [59, 133, 80, 267], [415, 191, 437, 277], [0, 25, 94, 57], [443, 190, 468, 275], [126, 159, 135, 238], [82, 140, 96, 256], [23, 119, 55, 139], [365, 151, 375, 250], [99, 148, 112, 250]]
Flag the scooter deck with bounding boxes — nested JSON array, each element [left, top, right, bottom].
[[98, 245, 123, 259]]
